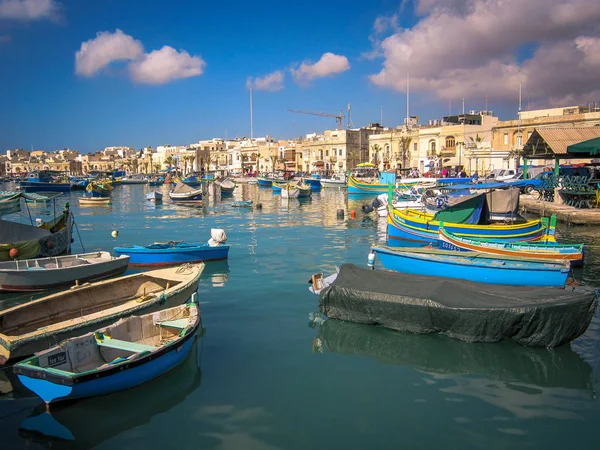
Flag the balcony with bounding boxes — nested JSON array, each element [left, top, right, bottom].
[[440, 146, 456, 156]]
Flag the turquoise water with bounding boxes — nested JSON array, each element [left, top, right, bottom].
[[1, 183, 599, 450]]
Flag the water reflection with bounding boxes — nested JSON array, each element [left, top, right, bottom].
[[315, 319, 597, 418], [17, 338, 203, 449]]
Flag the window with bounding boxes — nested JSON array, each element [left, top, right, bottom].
[[503, 133, 509, 145], [445, 136, 456, 148], [430, 141, 436, 152], [339, 149, 342, 156], [517, 135, 523, 147], [413, 143, 417, 152]]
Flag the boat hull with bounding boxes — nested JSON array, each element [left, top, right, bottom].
[[113, 244, 229, 266], [373, 246, 570, 287], [257, 177, 273, 187], [16, 331, 197, 404], [387, 208, 549, 243], [0, 253, 130, 292], [146, 192, 163, 202], [19, 182, 71, 193], [303, 178, 322, 191]]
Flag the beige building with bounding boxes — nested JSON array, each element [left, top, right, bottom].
[[491, 106, 600, 170]]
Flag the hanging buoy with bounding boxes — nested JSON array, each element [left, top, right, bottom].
[[337, 209, 344, 219], [367, 250, 375, 270], [9, 248, 19, 259], [111, 230, 119, 237], [350, 210, 356, 219]]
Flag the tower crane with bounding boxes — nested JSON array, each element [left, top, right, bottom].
[[287, 109, 344, 130]]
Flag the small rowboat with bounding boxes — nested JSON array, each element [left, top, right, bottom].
[[14, 293, 201, 405], [79, 196, 111, 205], [438, 227, 584, 265], [114, 241, 229, 266], [372, 246, 570, 287], [0, 251, 130, 292], [216, 178, 236, 195], [169, 182, 203, 203], [146, 191, 163, 202], [0, 264, 203, 364]]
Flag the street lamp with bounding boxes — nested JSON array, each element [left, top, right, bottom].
[[456, 141, 464, 169]]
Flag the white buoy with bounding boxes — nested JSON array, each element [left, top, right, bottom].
[[367, 250, 375, 270], [111, 230, 118, 237]]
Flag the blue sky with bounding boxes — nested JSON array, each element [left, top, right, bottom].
[[1, 0, 598, 153]]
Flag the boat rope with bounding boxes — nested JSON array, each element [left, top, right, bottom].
[[72, 216, 86, 253]]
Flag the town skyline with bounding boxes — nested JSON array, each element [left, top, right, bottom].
[[2, 0, 599, 153]]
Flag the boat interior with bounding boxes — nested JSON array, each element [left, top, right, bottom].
[[28, 303, 197, 374], [0, 252, 111, 271], [0, 273, 182, 336]]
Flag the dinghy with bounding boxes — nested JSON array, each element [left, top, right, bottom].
[[0, 264, 203, 364], [168, 182, 203, 203], [216, 178, 236, 195], [0, 251, 130, 292], [146, 191, 163, 202], [79, 196, 111, 206], [14, 293, 201, 405]]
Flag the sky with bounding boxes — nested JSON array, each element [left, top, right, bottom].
[[1, 0, 599, 153]]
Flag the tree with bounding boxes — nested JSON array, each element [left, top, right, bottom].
[[165, 156, 175, 169], [154, 164, 161, 173], [371, 144, 382, 168], [399, 136, 412, 169]]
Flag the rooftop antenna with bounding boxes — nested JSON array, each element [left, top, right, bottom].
[[249, 88, 254, 140]]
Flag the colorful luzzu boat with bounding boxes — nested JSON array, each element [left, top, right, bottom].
[[438, 226, 583, 265], [387, 207, 553, 243]]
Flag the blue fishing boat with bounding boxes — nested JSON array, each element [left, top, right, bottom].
[[146, 191, 163, 202], [70, 177, 89, 190], [174, 176, 202, 187], [13, 294, 201, 405], [371, 246, 570, 287], [272, 181, 284, 192], [303, 176, 322, 191], [19, 171, 71, 193], [148, 177, 164, 186], [257, 176, 274, 188], [113, 229, 229, 266]]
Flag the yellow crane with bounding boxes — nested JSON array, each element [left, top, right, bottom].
[[287, 109, 344, 130]]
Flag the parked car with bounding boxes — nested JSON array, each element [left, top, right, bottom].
[[506, 171, 553, 193]]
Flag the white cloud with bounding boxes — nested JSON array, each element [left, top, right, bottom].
[[128, 46, 206, 85], [246, 70, 284, 91], [75, 29, 144, 77], [291, 52, 350, 84], [0, 0, 61, 21], [369, 0, 600, 106]]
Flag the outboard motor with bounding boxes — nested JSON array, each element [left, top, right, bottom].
[[208, 228, 227, 246]]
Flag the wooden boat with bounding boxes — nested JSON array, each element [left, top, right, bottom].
[[120, 176, 148, 185], [216, 177, 236, 195], [70, 177, 89, 190], [86, 180, 113, 197], [146, 191, 163, 202], [0, 204, 73, 261], [148, 178, 164, 186], [0, 251, 130, 292], [387, 205, 552, 243], [372, 246, 570, 287], [438, 226, 584, 265], [168, 182, 203, 203], [272, 181, 284, 192], [79, 196, 111, 205], [0, 191, 22, 215], [303, 177, 322, 191], [13, 293, 201, 405], [257, 176, 274, 188], [281, 183, 299, 198], [231, 200, 253, 208], [0, 264, 203, 364], [175, 176, 202, 187], [114, 239, 229, 266]]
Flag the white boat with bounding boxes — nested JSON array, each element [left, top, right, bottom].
[[320, 173, 347, 189], [363, 193, 425, 217], [281, 184, 299, 199], [0, 251, 130, 293], [146, 191, 163, 202]]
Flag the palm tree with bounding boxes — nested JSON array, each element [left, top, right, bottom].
[[154, 164, 161, 173], [165, 156, 175, 170], [399, 136, 412, 170], [371, 144, 382, 169]]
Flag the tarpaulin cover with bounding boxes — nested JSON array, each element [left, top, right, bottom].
[[485, 187, 520, 215], [318, 264, 598, 348]]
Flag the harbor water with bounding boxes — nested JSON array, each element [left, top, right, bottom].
[[1, 183, 599, 450]]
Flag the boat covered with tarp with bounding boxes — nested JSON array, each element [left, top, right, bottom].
[[0, 191, 22, 215], [311, 264, 598, 348]]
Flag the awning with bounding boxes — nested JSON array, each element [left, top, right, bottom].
[[567, 137, 600, 156]]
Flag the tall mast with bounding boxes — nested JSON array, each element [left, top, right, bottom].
[[250, 88, 254, 140]]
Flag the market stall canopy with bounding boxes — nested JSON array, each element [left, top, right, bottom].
[[522, 127, 600, 158], [567, 137, 600, 156]]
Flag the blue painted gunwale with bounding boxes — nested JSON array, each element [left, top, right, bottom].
[[257, 177, 273, 187], [387, 208, 549, 243], [113, 242, 229, 266], [303, 178, 322, 191], [372, 246, 570, 287], [14, 311, 199, 404]]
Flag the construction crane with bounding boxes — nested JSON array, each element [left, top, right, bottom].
[[287, 109, 344, 130]]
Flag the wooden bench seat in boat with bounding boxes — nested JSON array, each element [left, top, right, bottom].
[[95, 336, 156, 353], [156, 319, 188, 330]]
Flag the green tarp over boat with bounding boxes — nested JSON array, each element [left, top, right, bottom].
[[567, 137, 600, 156]]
